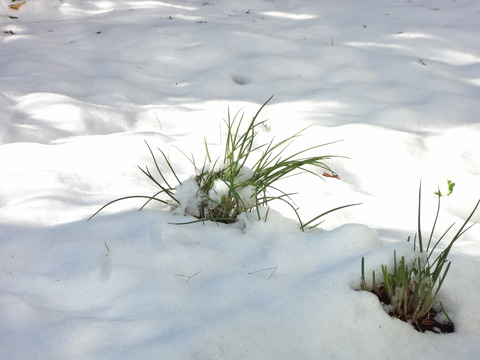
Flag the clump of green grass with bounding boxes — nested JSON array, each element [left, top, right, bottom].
[[89, 97, 358, 228], [360, 181, 479, 333]]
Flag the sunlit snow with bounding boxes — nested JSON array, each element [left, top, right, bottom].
[[1, 1, 480, 359]]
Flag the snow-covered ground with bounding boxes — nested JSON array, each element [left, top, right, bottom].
[[1, 1, 480, 359]]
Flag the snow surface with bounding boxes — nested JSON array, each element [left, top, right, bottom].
[[1, 0, 480, 359]]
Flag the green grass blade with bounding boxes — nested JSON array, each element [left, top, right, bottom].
[[417, 182, 423, 252], [301, 203, 362, 230], [88, 195, 170, 221]]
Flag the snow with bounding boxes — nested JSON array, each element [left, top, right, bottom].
[[1, 0, 480, 358], [174, 177, 202, 217]]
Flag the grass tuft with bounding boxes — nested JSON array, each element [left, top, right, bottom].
[[89, 97, 356, 228], [360, 181, 479, 332]]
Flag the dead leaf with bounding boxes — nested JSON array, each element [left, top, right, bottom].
[[9, 1, 26, 10], [322, 172, 340, 180]]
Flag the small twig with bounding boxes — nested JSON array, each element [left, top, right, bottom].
[[104, 241, 110, 255], [175, 271, 201, 283], [152, 110, 163, 132], [248, 266, 277, 279]]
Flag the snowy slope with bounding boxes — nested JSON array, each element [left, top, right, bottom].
[[1, 1, 480, 359]]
